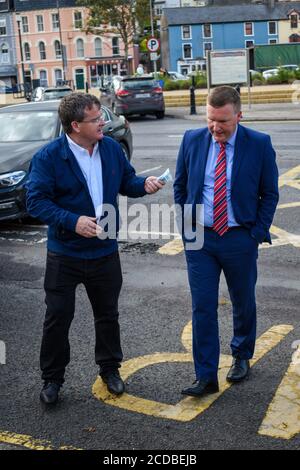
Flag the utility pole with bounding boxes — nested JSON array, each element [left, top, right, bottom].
[[150, 0, 157, 73], [16, 16, 25, 86], [57, 0, 67, 82]]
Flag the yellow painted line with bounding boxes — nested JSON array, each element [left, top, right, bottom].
[[93, 324, 293, 422], [269, 225, 300, 248], [279, 165, 300, 189], [158, 238, 184, 256], [258, 344, 300, 440], [277, 201, 300, 210], [0, 430, 81, 450]]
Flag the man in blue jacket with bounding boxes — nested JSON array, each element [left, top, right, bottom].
[[174, 86, 279, 397], [26, 93, 164, 405]]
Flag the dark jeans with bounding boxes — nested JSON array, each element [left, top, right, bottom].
[[41, 250, 123, 384]]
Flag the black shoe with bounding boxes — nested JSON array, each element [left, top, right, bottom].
[[101, 371, 125, 396], [226, 358, 250, 383], [40, 382, 61, 405], [181, 378, 219, 397]]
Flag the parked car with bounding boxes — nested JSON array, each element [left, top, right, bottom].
[[262, 65, 299, 79], [168, 71, 188, 81], [0, 101, 133, 221], [30, 86, 73, 102], [100, 76, 165, 119]]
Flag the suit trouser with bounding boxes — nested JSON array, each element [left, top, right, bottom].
[[185, 227, 258, 382], [41, 250, 123, 384]]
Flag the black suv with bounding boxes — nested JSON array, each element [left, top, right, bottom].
[[100, 76, 165, 119]]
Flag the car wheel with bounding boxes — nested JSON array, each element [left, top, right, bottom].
[[120, 142, 130, 160], [156, 111, 165, 119]]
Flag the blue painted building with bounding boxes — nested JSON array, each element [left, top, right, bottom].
[[161, 2, 300, 74]]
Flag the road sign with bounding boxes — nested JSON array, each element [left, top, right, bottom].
[[147, 37, 160, 53], [150, 52, 158, 61]]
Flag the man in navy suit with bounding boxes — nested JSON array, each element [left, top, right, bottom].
[[26, 93, 164, 405], [174, 86, 279, 397]]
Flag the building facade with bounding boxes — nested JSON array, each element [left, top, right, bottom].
[[13, 0, 136, 89], [161, 1, 300, 74], [0, 0, 17, 87]]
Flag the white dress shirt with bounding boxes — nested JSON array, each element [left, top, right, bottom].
[[66, 135, 103, 219]]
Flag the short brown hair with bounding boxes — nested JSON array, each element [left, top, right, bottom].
[[58, 92, 101, 134], [207, 86, 241, 113]]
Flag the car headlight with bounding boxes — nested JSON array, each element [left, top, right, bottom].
[[0, 171, 27, 188]]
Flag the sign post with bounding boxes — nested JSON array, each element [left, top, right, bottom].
[[147, 37, 160, 74]]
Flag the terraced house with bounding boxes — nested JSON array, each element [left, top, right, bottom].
[[160, 0, 300, 74], [12, 0, 137, 89]]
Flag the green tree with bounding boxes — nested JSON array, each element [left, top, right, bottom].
[[77, 0, 151, 67]]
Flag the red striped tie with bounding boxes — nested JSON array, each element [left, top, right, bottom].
[[213, 142, 229, 236]]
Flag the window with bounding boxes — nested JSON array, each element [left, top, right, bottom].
[[0, 42, 9, 63], [54, 69, 63, 85], [39, 41, 46, 60], [269, 38, 277, 45], [291, 14, 298, 29], [0, 18, 6, 36], [183, 43, 192, 59], [22, 16, 29, 33], [182, 25, 191, 39], [245, 22, 253, 36], [39, 70, 48, 87], [203, 24, 212, 38], [112, 37, 119, 55], [76, 38, 84, 58], [245, 40, 254, 48], [268, 21, 277, 35], [74, 11, 83, 29], [36, 15, 44, 32], [24, 42, 30, 61], [203, 42, 212, 57], [52, 13, 59, 31], [54, 40, 61, 59], [95, 37, 102, 57]]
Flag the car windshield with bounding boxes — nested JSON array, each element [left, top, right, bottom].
[[0, 111, 58, 142], [122, 80, 156, 90], [43, 89, 71, 100]]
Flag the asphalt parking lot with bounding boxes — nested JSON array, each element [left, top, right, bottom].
[[0, 115, 299, 451]]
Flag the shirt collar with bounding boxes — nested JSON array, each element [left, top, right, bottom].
[[66, 134, 99, 155], [212, 125, 238, 148]]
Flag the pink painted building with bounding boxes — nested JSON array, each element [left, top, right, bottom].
[[14, 4, 138, 89]]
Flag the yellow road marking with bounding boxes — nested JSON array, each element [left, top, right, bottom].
[[277, 201, 300, 210], [0, 430, 81, 450], [279, 165, 300, 189], [258, 344, 300, 440], [269, 225, 300, 248], [158, 238, 184, 256], [93, 324, 293, 422]]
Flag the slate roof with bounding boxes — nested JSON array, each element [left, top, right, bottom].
[[163, 1, 300, 25], [14, 0, 77, 11]]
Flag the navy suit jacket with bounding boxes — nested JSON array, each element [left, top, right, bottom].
[[26, 134, 147, 258], [174, 124, 279, 244]]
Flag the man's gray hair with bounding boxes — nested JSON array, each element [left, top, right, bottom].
[[207, 86, 241, 113], [59, 92, 101, 134]]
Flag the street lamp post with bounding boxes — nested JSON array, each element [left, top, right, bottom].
[[16, 16, 25, 86], [57, 0, 66, 82]]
